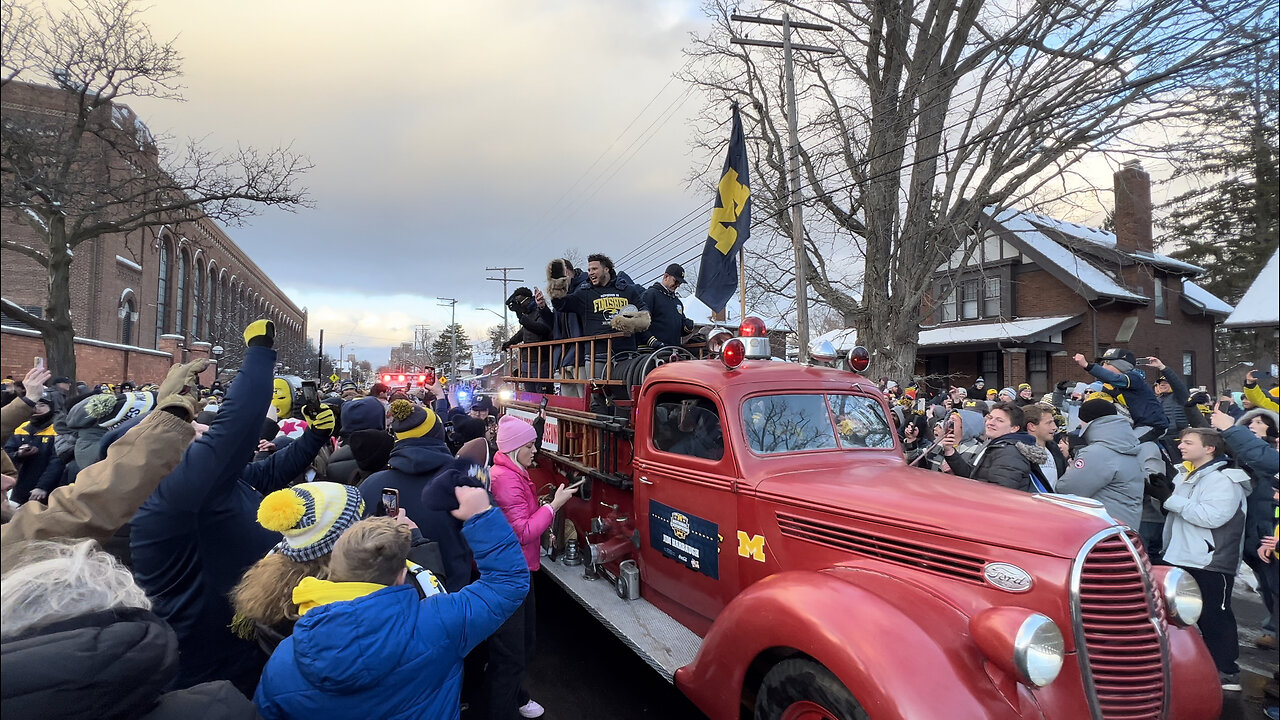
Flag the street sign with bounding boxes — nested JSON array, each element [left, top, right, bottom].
[[329, 373, 340, 383]]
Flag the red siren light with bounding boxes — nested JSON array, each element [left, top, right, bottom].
[[382, 374, 391, 383], [722, 338, 746, 369], [397, 374, 406, 383], [848, 346, 871, 373], [739, 316, 767, 337], [418, 374, 427, 383]]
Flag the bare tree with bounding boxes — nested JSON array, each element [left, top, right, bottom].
[[684, 0, 1268, 377], [0, 0, 310, 380]]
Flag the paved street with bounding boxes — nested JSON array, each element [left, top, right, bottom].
[[513, 570, 1277, 720]]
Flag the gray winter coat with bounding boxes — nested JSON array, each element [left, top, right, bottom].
[[1056, 415, 1145, 530], [1161, 457, 1251, 574]]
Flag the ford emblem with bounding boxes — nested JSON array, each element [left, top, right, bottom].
[[983, 563, 1033, 593]]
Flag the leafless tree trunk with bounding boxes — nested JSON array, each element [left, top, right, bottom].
[[683, 0, 1268, 378], [1, 0, 310, 380]]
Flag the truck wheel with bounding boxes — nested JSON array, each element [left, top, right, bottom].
[[755, 658, 869, 720]]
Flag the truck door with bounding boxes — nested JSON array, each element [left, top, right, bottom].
[[633, 388, 739, 626]]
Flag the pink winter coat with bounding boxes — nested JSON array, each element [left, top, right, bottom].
[[489, 451, 553, 571]]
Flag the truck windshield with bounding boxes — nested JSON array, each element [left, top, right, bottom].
[[742, 394, 894, 454]]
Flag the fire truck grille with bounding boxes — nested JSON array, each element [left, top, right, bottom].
[[776, 512, 986, 583], [1074, 532, 1166, 720]]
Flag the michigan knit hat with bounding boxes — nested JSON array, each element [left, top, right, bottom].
[[1078, 398, 1118, 424], [257, 482, 365, 562], [78, 391, 156, 429], [999, 387, 1017, 401], [1017, 383, 1032, 391], [341, 397, 386, 434], [496, 414, 537, 454], [389, 398, 439, 440]]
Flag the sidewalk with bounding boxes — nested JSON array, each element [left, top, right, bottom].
[[1228, 572, 1277, 719]]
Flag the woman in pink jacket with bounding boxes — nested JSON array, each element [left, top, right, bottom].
[[487, 414, 576, 720]]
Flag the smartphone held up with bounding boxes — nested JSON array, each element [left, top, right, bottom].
[[381, 488, 400, 517]]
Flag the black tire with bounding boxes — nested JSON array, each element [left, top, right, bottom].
[[754, 658, 870, 720]]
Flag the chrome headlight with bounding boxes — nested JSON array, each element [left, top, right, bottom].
[[1014, 614, 1065, 687], [1159, 566, 1202, 626], [971, 607, 1065, 688]]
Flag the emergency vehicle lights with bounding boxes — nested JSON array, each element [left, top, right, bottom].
[[971, 608, 1064, 688], [738, 316, 767, 337], [398, 374, 406, 383], [722, 339, 746, 369], [382, 374, 391, 383], [418, 375, 427, 383], [847, 346, 871, 373], [706, 327, 733, 354]]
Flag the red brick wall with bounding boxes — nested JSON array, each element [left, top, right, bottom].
[[2, 327, 176, 384]]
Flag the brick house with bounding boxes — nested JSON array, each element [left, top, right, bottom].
[[915, 161, 1232, 394], [1, 81, 306, 382]]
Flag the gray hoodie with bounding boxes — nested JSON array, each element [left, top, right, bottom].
[[1056, 414, 1145, 529], [1161, 457, 1251, 575]]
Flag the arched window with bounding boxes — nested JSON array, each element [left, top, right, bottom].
[[204, 266, 215, 342], [155, 240, 170, 345], [191, 258, 203, 338], [175, 251, 188, 338], [122, 297, 135, 346]]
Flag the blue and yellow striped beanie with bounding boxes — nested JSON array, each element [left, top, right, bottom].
[[258, 482, 365, 562]]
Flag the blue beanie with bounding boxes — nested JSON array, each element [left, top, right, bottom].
[[340, 397, 386, 435]]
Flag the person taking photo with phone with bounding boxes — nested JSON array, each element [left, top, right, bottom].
[[486, 414, 578, 720], [942, 402, 1049, 492]]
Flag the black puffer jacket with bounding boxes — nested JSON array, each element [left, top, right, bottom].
[[0, 607, 257, 720], [944, 431, 1049, 492]]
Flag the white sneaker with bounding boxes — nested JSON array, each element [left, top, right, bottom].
[[519, 699, 546, 718]]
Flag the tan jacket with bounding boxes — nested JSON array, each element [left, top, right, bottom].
[[2, 398, 35, 522], [2, 397, 35, 476], [2, 409, 195, 546]]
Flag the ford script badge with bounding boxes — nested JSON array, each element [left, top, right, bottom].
[[983, 563, 1033, 593]]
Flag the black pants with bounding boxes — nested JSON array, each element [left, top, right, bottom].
[[485, 573, 536, 720], [1184, 567, 1239, 674]]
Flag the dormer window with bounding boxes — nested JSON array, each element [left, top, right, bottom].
[[1154, 276, 1167, 319]]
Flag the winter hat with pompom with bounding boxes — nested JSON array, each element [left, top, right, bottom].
[[257, 481, 365, 562], [388, 398, 439, 441], [76, 390, 156, 429], [496, 414, 538, 454]]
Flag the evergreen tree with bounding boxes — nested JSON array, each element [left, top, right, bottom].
[[1159, 23, 1279, 304], [430, 323, 473, 380]]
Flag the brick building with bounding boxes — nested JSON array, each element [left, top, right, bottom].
[[915, 161, 1232, 393], [1, 81, 305, 382]]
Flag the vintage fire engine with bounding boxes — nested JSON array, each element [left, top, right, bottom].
[[501, 320, 1221, 720]]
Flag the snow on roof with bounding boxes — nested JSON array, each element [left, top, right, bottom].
[[990, 209, 1148, 302], [810, 327, 860, 352], [1180, 279, 1233, 317], [918, 315, 1080, 347], [1225, 249, 1279, 328], [1132, 251, 1204, 275]]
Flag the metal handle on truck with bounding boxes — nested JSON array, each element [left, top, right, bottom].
[[639, 476, 654, 485]]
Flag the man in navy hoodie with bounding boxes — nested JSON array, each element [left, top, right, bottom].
[[130, 320, 335, 696], [1073, 348, 1169, 441]]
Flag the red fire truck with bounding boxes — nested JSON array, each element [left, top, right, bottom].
[[501, 320, 1221, 720]]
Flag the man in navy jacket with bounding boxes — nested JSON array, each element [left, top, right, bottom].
[[1073, 348, 1169, 440], [131, 320, 334, 696]]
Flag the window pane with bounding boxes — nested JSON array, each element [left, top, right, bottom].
[[827, 394, 895, 449], [1154, 279, 1167, 319], [653, 395, 723, 460], [743, 395, 839, 454], [983, 278, 1000, 317], [941, 289, 957, 322]]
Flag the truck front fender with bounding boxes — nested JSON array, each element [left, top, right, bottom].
[[674, 568, 1029, 720]]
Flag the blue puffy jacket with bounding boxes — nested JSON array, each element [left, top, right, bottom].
[[254, 507, 528, 720], [131, 345, 327, 695]]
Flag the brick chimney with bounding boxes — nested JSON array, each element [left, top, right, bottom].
[[1113, 160, 1153, 254]]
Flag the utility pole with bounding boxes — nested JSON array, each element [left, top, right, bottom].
[[486, 266, 524, 340], [338, 343, 345, 378], [730, 13, 833, 363], [317, 329, 324, 379], [437, 297, 457, 380]]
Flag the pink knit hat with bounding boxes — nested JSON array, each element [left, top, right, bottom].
[[496, 414, 537, 454]]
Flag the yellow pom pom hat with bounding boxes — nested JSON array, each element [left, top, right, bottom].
[[257, 481, 365, 562], [388, 398, 440, 441]]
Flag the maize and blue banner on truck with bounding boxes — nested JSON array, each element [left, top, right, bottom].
[[649, 500, 719, 580]]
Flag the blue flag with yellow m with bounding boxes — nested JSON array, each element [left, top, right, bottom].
[[695, 104, 750, 314]]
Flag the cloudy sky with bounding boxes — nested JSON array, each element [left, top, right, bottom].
[[37, 0, 1181, 364], [116, 0, 716, 363]]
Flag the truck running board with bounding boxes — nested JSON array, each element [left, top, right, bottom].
[[541, 557, 702, 683]]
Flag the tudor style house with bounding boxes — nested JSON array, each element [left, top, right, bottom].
[[917, 161, 1232, 393]]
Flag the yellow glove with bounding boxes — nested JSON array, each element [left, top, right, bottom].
[[302, 405, 336, 437], [157, 358, 210, 420], [244, 319, 276, 348]]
